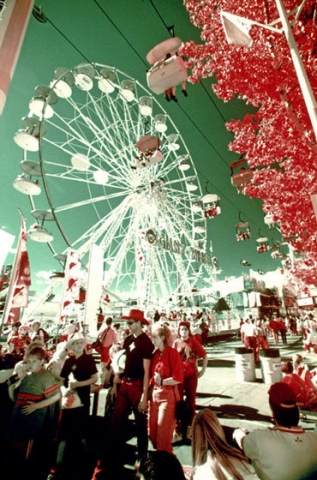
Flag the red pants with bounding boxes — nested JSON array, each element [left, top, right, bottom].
[[148, 385, 176, 453], [100, 346, 110, 363], [179, 373, 198, 429], [93, 378, 148, 479], [110, 378, 148, 457]]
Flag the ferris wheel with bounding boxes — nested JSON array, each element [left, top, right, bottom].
[[13, 63, 215, 310]]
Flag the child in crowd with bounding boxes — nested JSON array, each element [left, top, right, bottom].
[[6, 345, 61, 480], [53, 332, 98, 480]]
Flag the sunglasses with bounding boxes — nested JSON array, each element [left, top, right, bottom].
[[127, 321, 135, 326]]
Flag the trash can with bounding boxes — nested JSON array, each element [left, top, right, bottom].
[[260, 349, 282, 384], [235, 347, 256, 382]]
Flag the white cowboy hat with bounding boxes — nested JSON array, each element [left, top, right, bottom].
[[111, 348, 126, 374], [66, 332, 88, 350]]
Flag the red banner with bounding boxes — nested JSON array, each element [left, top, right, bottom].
[[1, 217, 31, 326]]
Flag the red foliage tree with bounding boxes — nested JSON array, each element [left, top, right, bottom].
[[182, 0, 317, 285]]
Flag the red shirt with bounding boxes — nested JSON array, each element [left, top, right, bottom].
[[150, 346, 183, 385], [173, 336, 207, 378], [282, 373, 308, 407]]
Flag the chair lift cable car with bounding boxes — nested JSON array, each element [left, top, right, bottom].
[[229, 156, 253, 193], [201, 192, 221, 218], [146, 37, 188, 96], [236, 212, 251, 241]]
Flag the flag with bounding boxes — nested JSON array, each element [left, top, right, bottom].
[[83, 243, 104, 333], [1, 217, 31, 327], [221, 11, 254, 47], [59, 249, 81, 323], [11, 249, 31, 308]]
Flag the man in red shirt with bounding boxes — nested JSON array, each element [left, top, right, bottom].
[[281, 360, 308, 408]]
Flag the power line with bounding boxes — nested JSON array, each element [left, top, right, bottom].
[[93, 0, 148, 68], [148, 0, 175, 36], [45, 17, 91, 64]]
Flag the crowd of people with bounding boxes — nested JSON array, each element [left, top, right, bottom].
[[240, 312, 317, 362], [1, 307, 317, 479]]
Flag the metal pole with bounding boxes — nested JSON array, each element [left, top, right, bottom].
[[0, 0, 35, 116], [275, 0, 317, 141]]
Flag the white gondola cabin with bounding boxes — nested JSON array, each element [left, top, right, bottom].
[[134, 135, 163, 169], [236, 221, 251, 241], [256, 236, 270, 253], [230, 158, 253, 193], [201, 193, 221, 218], [146, 37, 187, 95]]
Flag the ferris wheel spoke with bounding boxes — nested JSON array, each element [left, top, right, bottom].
[[53, 194, 113, 213], [73, 196, 133, 255], [103, 210, 141, 288]]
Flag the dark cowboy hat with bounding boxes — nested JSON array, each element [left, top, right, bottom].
[[121, 309, 149, 325]]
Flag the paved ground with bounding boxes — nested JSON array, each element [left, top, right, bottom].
[[93, 332, 317, 477]]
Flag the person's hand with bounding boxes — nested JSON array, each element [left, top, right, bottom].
[[138, 397, 148, 414], [197, 369, 205, 378], [184, 345, 191, 358], [69, 381, 79, 390], [154, 372, 161, 385], [233, 428, 248, 449], [113, 374, 122, 385], [110, 384, 118, 397], [21, 401, 37, 415]]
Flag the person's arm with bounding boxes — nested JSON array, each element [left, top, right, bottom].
[[69, 372, 98, 390], [153, 372, 180, 386], [7, 377, 22, 401], [138, 358, 151, 412], [198, 354, 208, 378], [21, 391, 61, 415]]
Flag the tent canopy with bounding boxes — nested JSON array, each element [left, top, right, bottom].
[[214, 297, 230, 312]]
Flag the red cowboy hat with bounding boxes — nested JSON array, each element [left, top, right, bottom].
[[178, 321, 191, 330], [121, 309, 149, 325]]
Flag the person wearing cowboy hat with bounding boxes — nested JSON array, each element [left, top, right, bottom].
[[61, 332, 98, 410], [52, 332, 98, 478], [59, 332, 98, 423], [233, 382, 317, 480], [94, 309, 154, 479]]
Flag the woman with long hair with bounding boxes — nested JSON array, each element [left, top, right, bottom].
[[148, 323, 183, 453], [191, 409, 257, 480]]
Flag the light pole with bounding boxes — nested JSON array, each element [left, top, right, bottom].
[[221, 0, 317, 141], [274, 0, 317, 142]]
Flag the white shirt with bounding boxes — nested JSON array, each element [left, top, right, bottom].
[[244, 426, 317, 480], [192, 451, 258, 480], [244, 322, 257, 337]]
